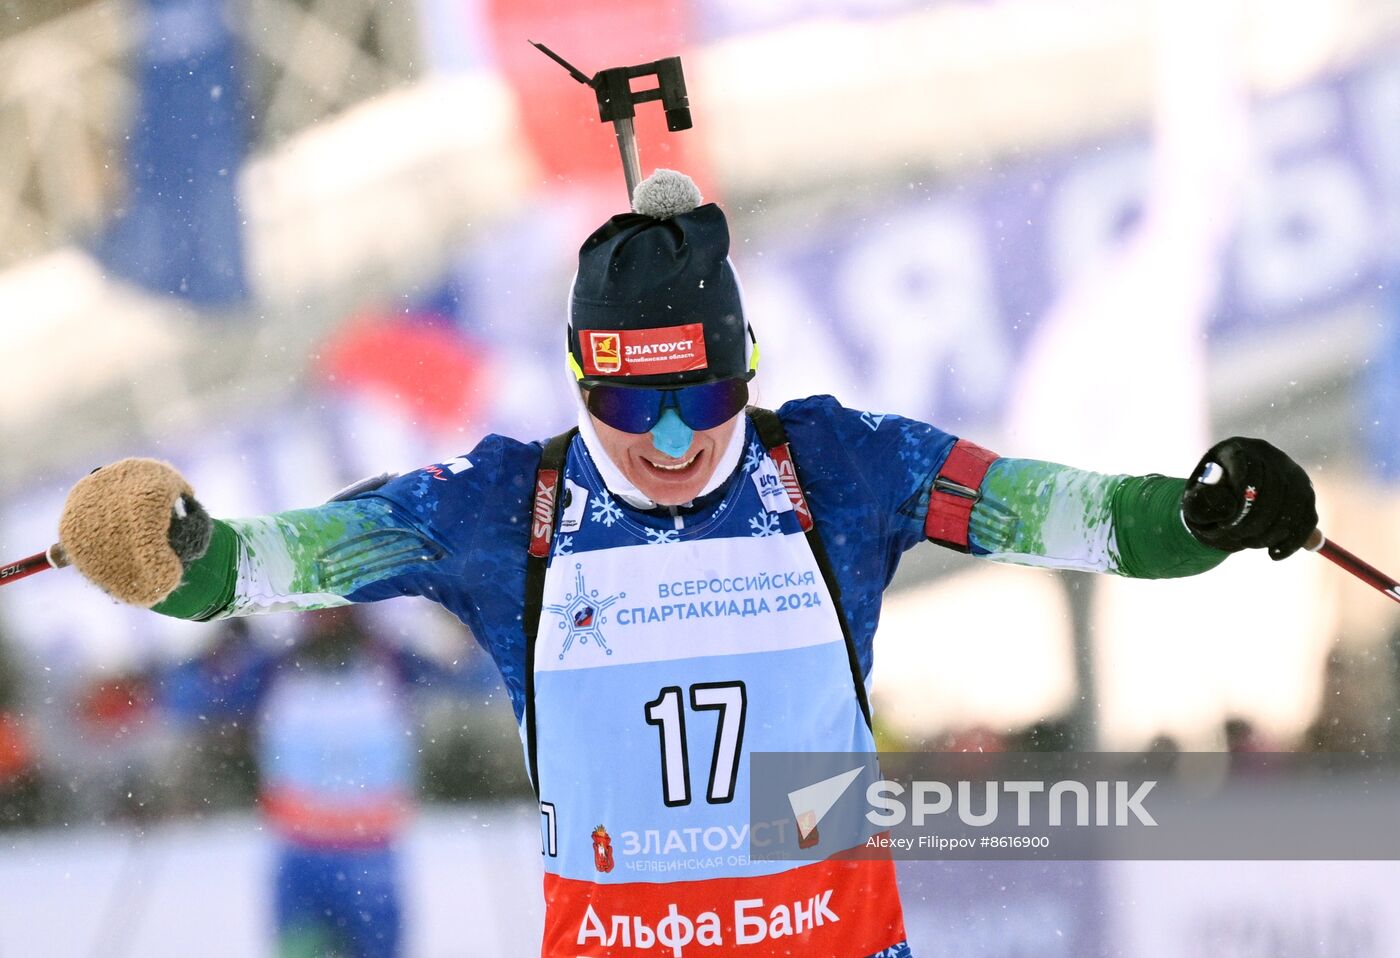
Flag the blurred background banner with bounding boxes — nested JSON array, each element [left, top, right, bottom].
[[1369, 284, 1400, 482], [2, 0, 1400, 954], [96, 0, 250, 306]]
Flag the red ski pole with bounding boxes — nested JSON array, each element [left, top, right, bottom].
[[0, 544, 69, 586], [1304, 530, 1400, 605]]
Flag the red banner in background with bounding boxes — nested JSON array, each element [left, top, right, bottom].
[[484, 0, 710, 216], [318, 316, 492, 435]]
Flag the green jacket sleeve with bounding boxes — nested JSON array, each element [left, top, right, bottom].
[[1109, 475, 1227, 579], [153, 519, 239, 620], [967, 458, 1226, 578], [151, 497, 446, 621]]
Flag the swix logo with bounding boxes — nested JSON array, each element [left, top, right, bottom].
[[529, 471, 559, 557], [769, 445, 813, 531], [533, 479, 556, 536], [425, 466, 446, 481]]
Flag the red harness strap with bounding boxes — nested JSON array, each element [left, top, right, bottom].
[[529, 469, 561, 558], [765, 442, 814, 532], [924, 439, 998, 552]]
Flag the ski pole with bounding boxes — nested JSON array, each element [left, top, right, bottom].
[[0, 544, 69, 586], [1302, 529, 1400, 604], [1199, 462, 1399, 605]]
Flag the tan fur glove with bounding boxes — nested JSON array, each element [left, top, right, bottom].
[[58, 458, 212, 608]]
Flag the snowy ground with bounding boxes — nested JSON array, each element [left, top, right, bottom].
[[0, 805, 544, 958]]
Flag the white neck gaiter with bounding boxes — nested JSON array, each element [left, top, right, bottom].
[[573, 386, 747, 511]]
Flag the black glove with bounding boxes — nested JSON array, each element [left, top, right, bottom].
[[1181, 437, 1317, 560], [169, 493, 212, 566]]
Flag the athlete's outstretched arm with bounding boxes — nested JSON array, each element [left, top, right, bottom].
[[967, 459, 1226, 578], [56, 457, 454, 621], [780, 396, 1225, 582], [154, 498, 447, 620], [964, 435, 1316, 577], [779, 396, 1314, 580]]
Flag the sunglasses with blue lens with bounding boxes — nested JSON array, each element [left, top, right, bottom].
[[584, 378, 751, 434]]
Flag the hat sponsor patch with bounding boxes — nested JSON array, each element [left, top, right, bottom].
[[587, 332, 622, 374], [582, 323, 708, 377]]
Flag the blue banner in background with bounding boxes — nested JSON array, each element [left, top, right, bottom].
[[697, 0, 971, 40], [1214, 65, 1400, 334], [96, 0, 248, 307], [449, 52, 1400, 471], [692, 56, 1400, 439], [1366, 281, 1400, 484]]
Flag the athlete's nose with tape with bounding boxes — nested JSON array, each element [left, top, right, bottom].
[[650, 407, 694, 458]]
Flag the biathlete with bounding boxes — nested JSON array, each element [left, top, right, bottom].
[[55, 170, 1316, 957]]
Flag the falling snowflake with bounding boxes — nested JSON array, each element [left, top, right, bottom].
[[644, 527, 680, 545], [748, 511, 781, 537], [590, 496, 623, 527], [743, 441, 766, 474], [553, 534, 574, 557]]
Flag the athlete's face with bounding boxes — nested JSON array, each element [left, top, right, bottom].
[[590, 409, 741, 506]]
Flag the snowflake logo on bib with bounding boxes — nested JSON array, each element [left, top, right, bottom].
[[589, 496, 623, 527], [544, 564, 626, 661], [749, 511, 781, 537], [743, 440, 766, 474]]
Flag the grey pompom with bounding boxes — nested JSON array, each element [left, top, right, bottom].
[[631, 169, 702, 220]]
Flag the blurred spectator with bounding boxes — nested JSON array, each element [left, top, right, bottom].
[[1302, 643, 1397, 753], [72, 669, 184, 821], [159, 619, 261, 816], [1223, 717, 1267, 753], [1221, 715, 1284, 776], [0, 628, 40, 828], [1145, 734, 1181, 755], [1007, 718, 1073, 753], [1141, 733, 1184, 780], [160, 607, 474, 958]]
